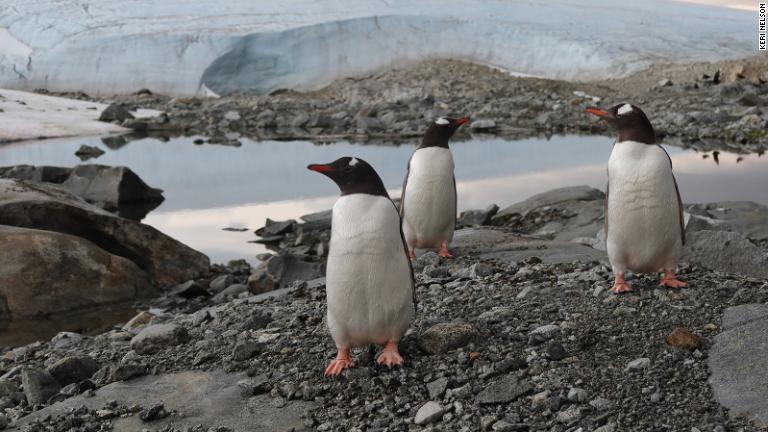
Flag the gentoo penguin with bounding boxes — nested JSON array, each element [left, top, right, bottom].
[[586, 104, 687, 293], [307, 157, 415, 376], [401, 116, 469, 260]]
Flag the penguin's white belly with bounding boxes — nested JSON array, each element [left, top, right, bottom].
[[606, 141, 682, 273], [326, 194, 414, 347], [402, 147, 456, 248]]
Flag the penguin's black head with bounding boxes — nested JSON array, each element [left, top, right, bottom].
[[586, 103, 655, 144], [420, 116, 470, 149], [307, 157, 389, 197]]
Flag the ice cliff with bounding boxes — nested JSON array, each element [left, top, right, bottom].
[[0, 0, 755, 96]]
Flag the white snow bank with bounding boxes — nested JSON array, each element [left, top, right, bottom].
[[0, 0, 755, 96], [0, 89, 159, 143]]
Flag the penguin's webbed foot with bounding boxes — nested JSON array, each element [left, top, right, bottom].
[[438, 243, 453, 259], [611, 272, 632, 294], [376, 341, 404, 368], [659, 270, 687, 289], [325, 348, 355, 377]]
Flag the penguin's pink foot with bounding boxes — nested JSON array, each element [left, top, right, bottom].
[[324, 348, 354, 377], [659, 270, 687, 289], [408, 248, 417, 261], [376, 341, 404, 368], [611, 273, 632, 294], [438, 243, 453, 259]]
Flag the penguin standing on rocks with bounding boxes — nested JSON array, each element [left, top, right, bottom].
[[587, 104, 687, 293], [401, 116, 469, 260], [307, 157, 414, 376]]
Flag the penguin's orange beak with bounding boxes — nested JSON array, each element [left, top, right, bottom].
[[454, 116, 470, 126], [585, 107, 610, 117], [307, 164, 336, 173]]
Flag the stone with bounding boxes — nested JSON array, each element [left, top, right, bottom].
[[556, 405, 582, 423], [170, 280, 209, 298], [528, 324, 560, 345], [419, 323, 478, 354], [46, 356, 100, 386], [61, 164, 164, 208], [470, 119, 496, 130], [248, 253, 324, 294], [567, 387, 589, 403], [545, 342, 568, 361], [682, 230, 768, 278], [470, 262, 494, 278], [257, 218, 297, 237], [122, 311, 154, 334], [130, 324, 190, 355], [74, 144, 105, 161], [0, 413, 7, 429], [476, 375, 532, 404], [589, 396, 614, 411], [0, 179, 209, 289], [0, 380, 22, 404], [99, 104, 134, 122], [427, 377, 449, 399], [626, 357, 651, 371], [658, 78, 673, 87], [232, 340, 260, 361], [212, 284, 249, 303], [209, 274, 234, 292], [140, 402, 169, 422], [666, 327, 701, 350], [414, 401, 444, 425], [21, 368, 61, 405], [494, 186, 605, 221], [709, 305, 768, 427], [457, 204, 499, 227], [0, 225, 152, 319]]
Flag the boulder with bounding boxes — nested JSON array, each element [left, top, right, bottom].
[[709, 305, 768, 427], [0, 225, 152, 319], [21, 368, 61, 405], [130, 324, 190, 355], [493, 186, 605, 220], [248, 253, 324, 294], [62, 165, 164, 209], [46, 356, 100, 386], [0, 179, 209, 288], [99, 104, 135, 122], [0, 164, 165, 220], [682, 230, 768, 278]]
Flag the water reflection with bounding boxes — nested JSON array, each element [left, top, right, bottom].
[[1, 135, 766, 263]]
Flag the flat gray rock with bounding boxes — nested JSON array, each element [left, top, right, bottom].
[[722, 304, 768, 331], [11, 370, 315, 431], [453, 228, 606, 265], [476, 375, 532, 405], [494, 186, 605, 219], [709, 305, 768, 428], [682, 230, 768, 278]]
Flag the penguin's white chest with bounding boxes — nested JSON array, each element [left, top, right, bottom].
[[606, 141, 682, 273], [402, 147, 456, 248], [326, 194, 414, 347]]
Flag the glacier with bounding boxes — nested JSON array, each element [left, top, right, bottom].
[[0, 0, 756, 97]]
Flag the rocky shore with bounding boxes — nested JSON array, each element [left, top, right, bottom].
[[41, 55, 768, 154], [1, 185, 767, 431]]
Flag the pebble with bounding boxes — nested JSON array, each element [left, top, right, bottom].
[[666, 327, 701, 350], [567, 387, 589, 403], [414, 401, 444, 425], [545, 342, 568, 361], [476, 375, 532, 405], [555, 405, 582, 423], [427, 377, 449, 399], [626, 357, 652, 371], [130, 324, 189, 355], [528, 324, 560, 345], [419, 323, 477, 354]]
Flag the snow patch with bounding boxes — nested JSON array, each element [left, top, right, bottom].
[[0, 28, 32, 57]]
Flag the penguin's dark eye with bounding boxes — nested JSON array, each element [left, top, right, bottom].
[[343, 165, 353, 173]]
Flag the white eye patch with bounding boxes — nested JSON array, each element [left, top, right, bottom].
[[435, 117, 449, 125], [617, 104, 633, 115], [349, 157, 359, 167]]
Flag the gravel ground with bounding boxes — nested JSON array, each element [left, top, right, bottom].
[[2, 227, 767, 431]]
